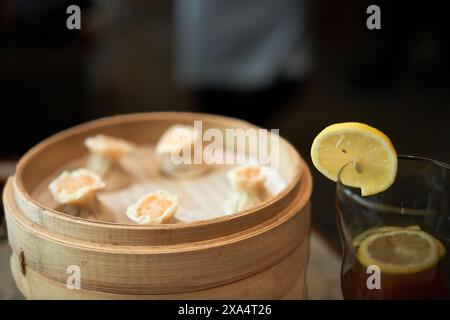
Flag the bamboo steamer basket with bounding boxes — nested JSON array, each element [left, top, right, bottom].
[[3, 112, 312, 299]]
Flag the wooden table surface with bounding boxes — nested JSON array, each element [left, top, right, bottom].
[[305, 230, 342, 299]]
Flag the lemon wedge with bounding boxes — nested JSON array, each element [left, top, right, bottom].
[[311, 122, 397, 196], [357, 229, 441, 274]]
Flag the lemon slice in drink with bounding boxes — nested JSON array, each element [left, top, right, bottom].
[[352, 225, 423, 248], [311, 122, 397, 196], [352, 226, 401, 248], [357, 229, 440, 274]]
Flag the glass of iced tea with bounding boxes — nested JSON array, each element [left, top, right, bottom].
[[337, 155, 450, 300]]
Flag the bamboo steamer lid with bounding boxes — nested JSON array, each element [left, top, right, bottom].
[[4, 112, 312, 299]]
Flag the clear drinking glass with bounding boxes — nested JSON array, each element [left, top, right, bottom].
[[336, 155, 450, 299]]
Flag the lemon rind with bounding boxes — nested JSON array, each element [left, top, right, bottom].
[[310, 122, 397, 196], [357, 229, 440, 275]]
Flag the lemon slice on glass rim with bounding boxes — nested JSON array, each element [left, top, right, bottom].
[[357, 229, 441, 274], [311, 122, 397, 196]]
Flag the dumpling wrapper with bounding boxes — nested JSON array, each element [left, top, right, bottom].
[[156, 125, 199, 156], [226, 165, 272, 212], [85, 134, 134, 189], [156, 125, 208, 178], [49, 168, 105, 206], [126, 190, 178, 225], [85, 134, 134, 160]]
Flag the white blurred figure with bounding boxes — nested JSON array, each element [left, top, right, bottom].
[[174, 0, 311, 90]]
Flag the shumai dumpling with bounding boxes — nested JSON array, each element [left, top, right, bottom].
[[85, 134, 134, 190], [156, 125, 208, 178], [49, 168, 105, 218], [226, 164, 272, 212], [126, 190, 178, 225]]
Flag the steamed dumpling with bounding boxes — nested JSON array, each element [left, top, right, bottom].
[[126, 190, 178, 225], [156, 125, 208, 178], [49, 168, 105, 206], [85, 134, 134, 190], [85, 134, 134, 161], [226, 164, 272, 212], [48, 168, 105, 218]]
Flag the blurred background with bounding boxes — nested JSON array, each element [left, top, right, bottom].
[[1, 0, 450, 297]]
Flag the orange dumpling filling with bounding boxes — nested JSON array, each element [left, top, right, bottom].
[[49, 168, 105, 205], [236, 166, 261, 180], [126, 190, 178, 225], [227, 165, 266, 191], [135, 198, 173, 218]]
